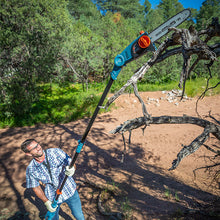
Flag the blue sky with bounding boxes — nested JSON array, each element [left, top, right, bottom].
[[140, 0, 205, 10]]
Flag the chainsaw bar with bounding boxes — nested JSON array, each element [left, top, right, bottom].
[[148, 9, 191, 42]]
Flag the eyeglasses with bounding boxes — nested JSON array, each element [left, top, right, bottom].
[[29, 143, 39, 152]]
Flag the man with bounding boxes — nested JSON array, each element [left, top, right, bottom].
[[21, 139, 85, 220]]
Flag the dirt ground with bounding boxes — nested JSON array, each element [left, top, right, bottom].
[[0, 91, 219, 220]]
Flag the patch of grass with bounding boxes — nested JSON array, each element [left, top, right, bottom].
[[184, 77, 220, 97], [137, 77, 220, 97], [164, 188, 172, 200], [164, 187, 180, 202], [121, 197, 133, 219], [138, 80, 180, 92], [1, 83, 111, 127], [175, 191, 180, 202], [34, 83, 110, 124]]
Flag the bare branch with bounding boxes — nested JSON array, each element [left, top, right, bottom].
[[110, 115, 220, 169], [105, 20, 219, 110], [110, 116, 220, 139], [109, 18, 220, 171], [61, 56, 81, 79], [104, 61, 153, 109], [203, 144, 220, 155], [199, 17, 220, 42], [207, 110, 220, 125], [169, 127, 210, 170], [193, 163, 220, 179], [132, 83, 151, 118]]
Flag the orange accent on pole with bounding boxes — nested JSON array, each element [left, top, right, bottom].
[[56, 189, 62, 195], [139, 30, 145, 35], [138, 35, 151, 48]]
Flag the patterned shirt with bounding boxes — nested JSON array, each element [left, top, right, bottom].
[[26, 148, 76, 204]]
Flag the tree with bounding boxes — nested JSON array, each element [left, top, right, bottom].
[[0, 0, 74, 122], [104, 18, 220, 170], [192, 0, 220, 79], [196, 0, 220, 30], [60, 21, 106, 91], [68, 0, 101, 20], [158, 0, 184, 20], [94, 0, 145, 20]]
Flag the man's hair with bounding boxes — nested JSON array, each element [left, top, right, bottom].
[[21, 139, 37, 153]]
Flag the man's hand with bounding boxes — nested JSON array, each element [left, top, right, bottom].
[[44, 200, 57, 212], [65, 165, 75, 176]]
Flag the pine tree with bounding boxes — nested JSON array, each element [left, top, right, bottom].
[[0, 0, 74, 119], [158, 0, 184, 19], [196, 0, 220, 30], [94, 0, 145, 19]]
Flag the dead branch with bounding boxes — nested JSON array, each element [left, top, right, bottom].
[[104, 18, 219, 110], [207, 111, 220, 125], [106, 18, 220, 171], [169, 127, 210, 170], [203, 144, 220, 155], [82, 174, 125, 218], [132, 82, 151, 118], [110, 116, 220, 138], [199, 17, 220, 42], [110, 115, 220, 169]]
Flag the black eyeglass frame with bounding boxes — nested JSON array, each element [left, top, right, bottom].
[[29, 143, 39, 152]]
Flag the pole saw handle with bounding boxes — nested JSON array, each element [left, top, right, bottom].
[[45, 199, 58, 220]]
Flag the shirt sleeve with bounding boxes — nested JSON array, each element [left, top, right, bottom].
[[26, 166, 40, 189]]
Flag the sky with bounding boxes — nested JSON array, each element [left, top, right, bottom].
[[140, 0, 205, 10]]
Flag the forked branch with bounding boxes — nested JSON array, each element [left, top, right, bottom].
[[110, 116, 220, 169], [108, 18, 219, 170]]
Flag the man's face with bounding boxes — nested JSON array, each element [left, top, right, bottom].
[[26, 141, 43, 158]]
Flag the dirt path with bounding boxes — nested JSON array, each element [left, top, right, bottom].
[[0, 91, 219, 219]]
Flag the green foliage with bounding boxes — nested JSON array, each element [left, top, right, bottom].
[[138, 80, 180, 92], [196, 0, 220, 30], [183, 77, 220, 97], [194, 0, 220, 78], [158, 0, 184, 19], [175, 191, 180, 202], [0, 0, 74, 117], [164, 188, 172, 199], [120, 197, 133, 219], [140, 55, 182, 84], [94, 0, 145, 19], [0, 83, 108, 127], [0, 0, 219, 128], [68, 0, 100, 20], [144, 6, 164, 32], [1, 77, 219, 128], [138, 77, 220, 97], [60, 20, 106, 89]]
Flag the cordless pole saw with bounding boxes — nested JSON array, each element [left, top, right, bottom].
[[45, 8, 190, 219]]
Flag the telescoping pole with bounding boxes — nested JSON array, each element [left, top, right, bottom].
[[45, 78, 114, 220], [45, 30, 154, 220], [55, 77, 114, 201]]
